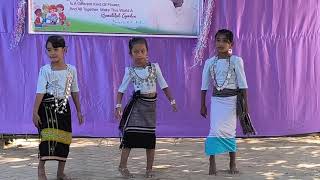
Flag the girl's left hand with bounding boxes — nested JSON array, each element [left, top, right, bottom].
[[77, 112, 84, 125]]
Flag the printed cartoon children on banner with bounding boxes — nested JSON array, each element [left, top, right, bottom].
[[32, 3, 69, 28], [29, 0, 202, 37]]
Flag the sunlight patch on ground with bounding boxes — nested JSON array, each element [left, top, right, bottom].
[[267, 160, 287, 166], [297, 163, 320, 168]]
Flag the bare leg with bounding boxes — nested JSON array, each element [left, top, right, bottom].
[[57, 161, 71, 180], [38, 160, 47, 180], [229, 152, 239, 174], [118, 148, 134, 178], [209, 155, 217, 175], [119, 148, 131, 168], [145, 149, 155, 178]]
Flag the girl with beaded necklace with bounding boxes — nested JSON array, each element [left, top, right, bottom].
[[32, 35, 84, 180], [200, 29, 253, 175], [115, 37, 177, 178]]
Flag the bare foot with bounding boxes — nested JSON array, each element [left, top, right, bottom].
[[209, 168, 217, 175], [118, 166, 134, 178], [229, 163, 239, 174], [145, 169, 154, 178], [57, 173, 71, 180]]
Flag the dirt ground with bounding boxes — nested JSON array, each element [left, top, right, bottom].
[[1, 136, 320, 180]]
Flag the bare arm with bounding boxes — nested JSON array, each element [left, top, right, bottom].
[[71, 92, 81, 113], [71, 92, 84, 125], [115, 92, 124, 119], [162, 87, 174, 101], [33, 94, 44, 114], [32, 94, 45, 128], [162, 87, 177, 111], [116, 92, 124, 104], [200, 90, 207, 118], [201, 90, 207, 107], [239, 89, 249, 113]]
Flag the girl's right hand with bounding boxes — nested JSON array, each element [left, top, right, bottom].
[[115, 108, 123, 120], [32, 112, 41, 128], [200, 105, 207, 118]]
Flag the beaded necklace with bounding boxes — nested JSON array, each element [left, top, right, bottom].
[[49, 64, 73, 114], [209, 56, 233, 91], [129, 63, 157, 89]]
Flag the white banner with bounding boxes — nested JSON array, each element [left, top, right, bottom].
[[28, 0, 202, 37]]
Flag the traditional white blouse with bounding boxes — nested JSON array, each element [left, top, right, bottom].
[[36, 64, 79, 98], [118, 63, 168, 94], [201, 55, 248, 90]]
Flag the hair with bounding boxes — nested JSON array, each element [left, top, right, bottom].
[[42, 4, 49, 11], [49, 5, 57, 11], [46, 35, 66, 48], [171, 0, 184, 8], [34, 9, 42, 15], [56, 4, 64, 10], [128, 37, 148, 54], [215, 29, 234, 43]]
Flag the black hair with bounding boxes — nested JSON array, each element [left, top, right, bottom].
[[34, 9, 42, 14], [46, 35, 66, 48], [215, 29, 233, 43], [128, 37, 148, 54]]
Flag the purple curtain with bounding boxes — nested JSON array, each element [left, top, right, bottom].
[[0, 0, 319, 137]]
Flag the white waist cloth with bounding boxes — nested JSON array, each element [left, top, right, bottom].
[[208, 96, 237, 138]]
